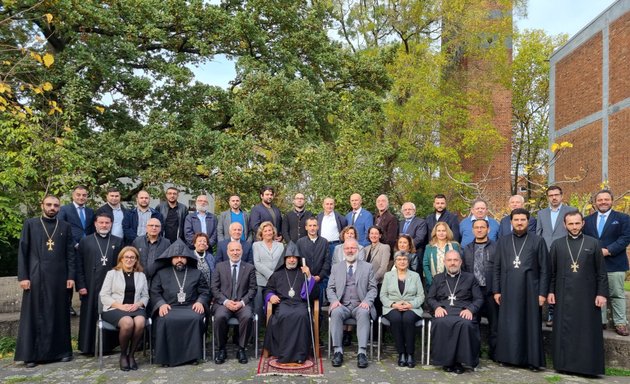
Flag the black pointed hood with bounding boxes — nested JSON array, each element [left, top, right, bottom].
[[155, 239, 198, 270]]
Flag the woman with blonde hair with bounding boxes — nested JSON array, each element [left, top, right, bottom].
[[99, 246, 149, 371], [252, 221, 285, 321], [423, 222, 460, 288]]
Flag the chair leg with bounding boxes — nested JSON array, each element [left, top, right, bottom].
[[377, 317, 382, 361], [211, 316, 215, 362], [426, 320, 431, 366], [148, 322, 153, 364], [254, 314, 258, 359], [327, 316, 331, 360], [420, 320, 425, 366], [369, 319, 374, 360]]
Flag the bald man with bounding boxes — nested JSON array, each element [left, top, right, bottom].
[[497, 195, 536, 238], [345, 193, 373, 247]]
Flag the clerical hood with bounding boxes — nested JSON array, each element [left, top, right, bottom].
[[274, 241, 304, 271], [154, 239, 199, 271]]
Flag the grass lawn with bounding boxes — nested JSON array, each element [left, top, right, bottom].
[[625, 280, 630, 292]]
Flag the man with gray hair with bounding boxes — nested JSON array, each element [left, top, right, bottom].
[[184, 194, 218, 250], [327, 238, 377, 369], [374, 194, 398, 251], [399, 202, 428, 258], [497, 195, 536, 238]]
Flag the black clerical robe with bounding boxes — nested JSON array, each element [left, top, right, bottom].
[[427, 271, 483, 367], [263, 267, 315, 363], [493, 232, 549, 367], [549, 234, 608, 375], [151, 266, 210, 366], [296, 236, 330, 298], [76, 233, 122, 354], [15, 217, 75, 363]]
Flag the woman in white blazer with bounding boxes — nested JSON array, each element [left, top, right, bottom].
[[100, 246, 149, 371], [380, 251, 425, 368]]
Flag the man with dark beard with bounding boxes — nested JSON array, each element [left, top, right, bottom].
[[15, 195, 75, 368], [427, 250, 483, 374], [548, 211, 608, 376], [76, 211, 123, 355], [151, 240, 210, 366], [494, 208, 549, 371], [263, 243, 315, 364]]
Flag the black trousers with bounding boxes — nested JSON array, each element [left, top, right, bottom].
[[384, 310, 420, 355]]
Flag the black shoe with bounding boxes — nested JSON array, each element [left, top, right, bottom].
[[119, 355, 130, 371], [129, 355, 138, 370], [70, 307, 77, 316], [25, 361, 37, 368], [331, 352, 343, 367], [453, 363, 464, 374], [237, 348, 248, 364], [357, 353, 368, 368], [397, 353, 407, 367], [528, 365, 540, 372], [443, 365, 454, 372], [214, 349, 226, 364], [342, 331, 352, 347], [60, 355, 73, 363], [406, 354, 416, 368]]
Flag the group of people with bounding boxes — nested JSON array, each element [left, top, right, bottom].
[[14, 184, 629, 378]]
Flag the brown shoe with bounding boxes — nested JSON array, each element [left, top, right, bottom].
[[615, 324, 629, 336]]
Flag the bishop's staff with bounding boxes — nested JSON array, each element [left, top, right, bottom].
[[302, 257, 317, 367]]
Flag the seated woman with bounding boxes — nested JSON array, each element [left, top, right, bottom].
[[380, 251, 425, 368], [394, 234, 418, 272], [332, 226, 365, 265], [192, 232, 215, 288], [423, 222, 460, 289], [263, 244, 315, 364], [99, 246, 149, 371]]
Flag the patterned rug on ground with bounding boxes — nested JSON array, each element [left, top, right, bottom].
[[257, 352, 324, 377]]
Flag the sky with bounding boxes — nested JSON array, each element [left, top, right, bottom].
[[192, 0, 618, 89]]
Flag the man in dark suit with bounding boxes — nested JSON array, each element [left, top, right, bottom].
[[122, 190, 163, 245], [425, 194, 460, 243], [248, 185, 282, 241], [282, 193, 313, 243], [346, 193, 373, 247], [584, 189, 630, 336], [399, 202, 428, 256], [374, 194, 398, 252], [184, 194, 218, 250], [210, 241, 257, 364], [58, 185, 95, 316], [497, 195, 536, 238], [215, 222, 253, 264], [96, 187, 128, 240]]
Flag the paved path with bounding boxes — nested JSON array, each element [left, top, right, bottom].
[[2, 351, 630, 384]]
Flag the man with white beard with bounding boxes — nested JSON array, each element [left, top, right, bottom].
[[327, 238, 377, 369], [184, 194, 218, 250]]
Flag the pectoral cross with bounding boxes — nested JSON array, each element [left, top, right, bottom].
[[100, 255, 108, 266], [46, 239, 54, 251], [570, 262, 579, 273], [448, 294, 456, 306], [513, 257, 521, 268]]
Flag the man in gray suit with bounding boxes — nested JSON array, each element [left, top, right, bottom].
[[210, 241, 257, 365], [535, 185, 577, 326], [217, 195, 250, 242], [327, 238, 377, 369]]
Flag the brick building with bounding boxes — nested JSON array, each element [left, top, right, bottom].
[[549, 0, 630, 198]]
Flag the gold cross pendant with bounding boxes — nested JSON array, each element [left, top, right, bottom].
[[570, 262, 579, 273], [46, 239, 54, 251]]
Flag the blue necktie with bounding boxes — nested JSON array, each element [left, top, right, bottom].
[[347, 265, 353, 278], [402, 220, 411, 234], [597, 214, 606, 237], [78, 206, 86, 230]]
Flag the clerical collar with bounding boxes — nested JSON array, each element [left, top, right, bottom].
[[97, 232, 109, 238], [569, 232, 583, 240], [447, 270, 460, 278], [513, 230, 527, 238]]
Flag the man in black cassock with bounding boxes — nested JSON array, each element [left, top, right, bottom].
[[15, 196, 75, 368], [263, 243, 316, 364], [151, 239, 210, 366], [427, 250, 483, 374], [493, 208, 549, 371], [548, 211, 608, 376], [296, 217, 330, 302], [76, 211, 122, 355]]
